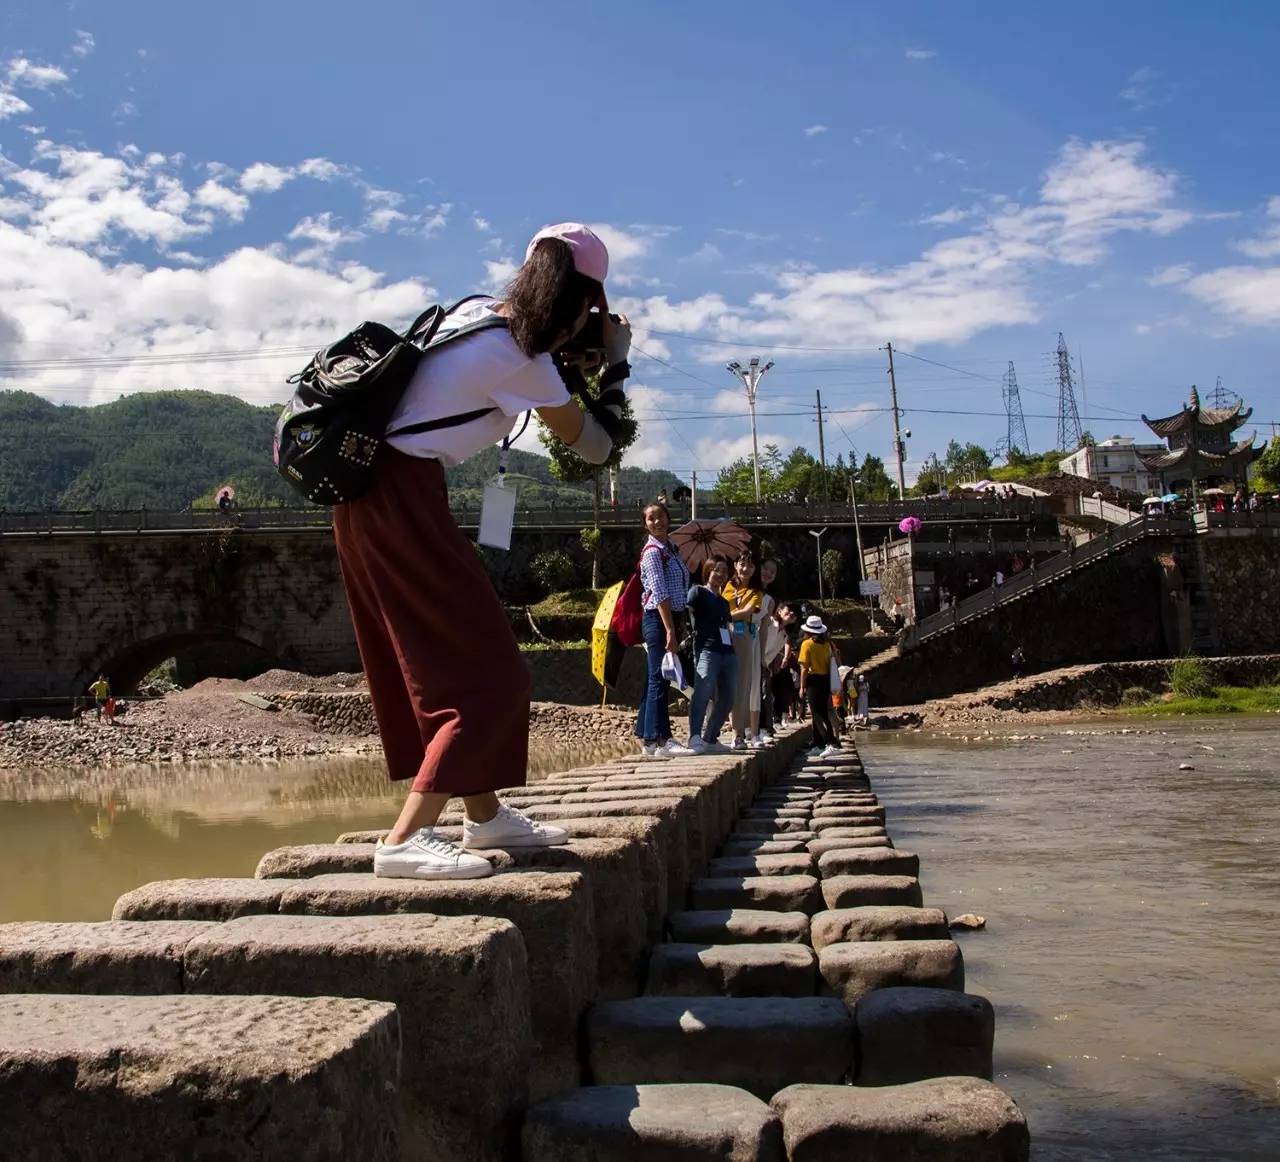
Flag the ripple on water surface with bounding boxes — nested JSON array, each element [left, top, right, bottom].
[[863, 721, 1280, 1160]]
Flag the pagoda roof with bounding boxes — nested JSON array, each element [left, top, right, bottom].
[[1138, 436, 1262, 474], [1142, 396, 1252, 437]]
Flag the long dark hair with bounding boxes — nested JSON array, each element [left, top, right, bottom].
[[504, 238, 602, 357]]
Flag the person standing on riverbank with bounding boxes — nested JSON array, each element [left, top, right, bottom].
[[335, 223, 632, 880], [88, 675, 110, 722], [798, 615, 840, 757], [634, 501, 693, 758]]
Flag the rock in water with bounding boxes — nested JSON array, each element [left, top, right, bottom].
[[950, 913, 986, 931]]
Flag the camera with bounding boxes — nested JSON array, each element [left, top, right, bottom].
[[560, 310, 621, 359]]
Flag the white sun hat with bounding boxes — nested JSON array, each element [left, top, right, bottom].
[[801, 615, 828, 635]]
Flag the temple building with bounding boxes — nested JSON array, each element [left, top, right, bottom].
[[1139, 386, 1261, 491]]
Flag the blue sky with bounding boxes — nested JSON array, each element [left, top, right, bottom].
[[2, 0, 1278, 485]]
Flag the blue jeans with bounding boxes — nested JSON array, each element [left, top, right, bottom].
[[634, 609, 671, 743], [689, 647, 737, 744]]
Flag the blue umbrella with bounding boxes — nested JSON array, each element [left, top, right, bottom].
[[1159, 493, 1179, 503]]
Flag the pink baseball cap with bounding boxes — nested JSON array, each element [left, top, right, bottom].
[[525, 222, 609, 306]]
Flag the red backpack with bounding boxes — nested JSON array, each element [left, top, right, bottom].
[[610, 544, 665, 647]]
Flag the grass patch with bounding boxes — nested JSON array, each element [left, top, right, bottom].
[[519, 639, 590, 652], [1125, 685, 1280, 716], [529, 589, 605, 618], [1169, 655, 1213, 698]]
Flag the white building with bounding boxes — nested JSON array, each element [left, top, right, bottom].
[[1058, 437, 1166, 494]]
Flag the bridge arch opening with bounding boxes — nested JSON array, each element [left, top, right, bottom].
[[92, 628, 279, 695]]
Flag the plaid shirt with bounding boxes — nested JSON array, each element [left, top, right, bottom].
[[640, 536, 690, 612]]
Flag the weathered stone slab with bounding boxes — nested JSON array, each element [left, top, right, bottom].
[[276, 871, 594, 1097], [0, 993, 400, 1160], [645, 943, 817, 998], [806, 836, 892, 857], [771, 1078, 1029, 1160], [811, 907, 950, 949], [523, 1083, 783, 1162], [689, 875, 821, 914], [586, 997, 853, 1099], [718, 839, 808, 856], [707, 854, 816, 878], [112, 877, 291, 921], [819, 940, 964, 1008], [856, 987, 994, 1085], [666, 909, 810, 946], [816, 794, 878, 807], [817, 848, 919, 880], [810, 826, 888, 843], [741, 806, 812, 819], [812, 813, 887, 834], [0, 921, 217, 995], [184, 914, 528, 1162], [726, 830, 817, 846], [731, 817, 813, 835], [590, 771, 739, 840], [821, 876, 923, 910]]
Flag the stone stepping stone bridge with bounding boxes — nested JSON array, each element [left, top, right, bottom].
[[0, 724, 1030, 1160]]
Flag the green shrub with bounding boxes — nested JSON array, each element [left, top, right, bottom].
[[1169, 656, 1214, 699], [821, 548, 844, 595], [1120, 686, 1149, 706], [530, 550, 578, 595], [579, 527, 601, 554]]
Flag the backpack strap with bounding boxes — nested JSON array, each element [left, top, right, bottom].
[[386, 305, 511, 439]]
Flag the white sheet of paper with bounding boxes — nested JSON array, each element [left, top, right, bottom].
[[478, 481, 517, 550], [720, 627, 732, 645]]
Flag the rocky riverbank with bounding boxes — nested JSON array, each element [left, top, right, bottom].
[[0, 670, 639, 770]]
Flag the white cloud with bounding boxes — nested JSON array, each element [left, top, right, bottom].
[[72, 31, 96, 58], [686, 242, 723, 263], [803, 125, 828, 138], [239, 162, 293, 193], [194, 180, 249, 221], [366, 206, 410, 232], [905, 48, 937, 60], [483, 257, 518, 291], [472, 214, 491, 232], [1120, 66, 1172, 113], [1183, 266, 1280, 326], [1147, 264, 1192, 286], [920, 205, 975, 226], [1231, 195, 1280, 259], [6, 58, 70, 90], [0, 91, 32, 120], [296, 157, 345, 181]]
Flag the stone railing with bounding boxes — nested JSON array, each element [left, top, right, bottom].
[[0, 730, 1031, 1159]]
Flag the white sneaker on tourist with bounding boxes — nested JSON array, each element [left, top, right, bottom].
[[753, 731, 773, 746], [687, 736, 708, 754], [374, 829, 493, 880], [730, 736, 747, 751], [463, 804, 567, 849], [661, 739, 696, 757], [641, 742, 672, 759], [819, 745, 842, 759]]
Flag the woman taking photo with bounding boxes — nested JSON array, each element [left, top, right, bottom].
[[336, 223, 631, 880], [634, 501, 693, 757], [685, 556, 736, 753], [722, 550, 763, 750]]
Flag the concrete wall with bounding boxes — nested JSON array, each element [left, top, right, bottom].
[[1200, 536, 1280, 654]]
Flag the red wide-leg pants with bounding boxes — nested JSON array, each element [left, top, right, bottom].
[[332, 450, 530, 795]]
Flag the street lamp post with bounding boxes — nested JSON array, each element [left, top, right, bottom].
[[849, 473, 864, 580], [810, 527, 829, 601], [727, 357, 775, 504]]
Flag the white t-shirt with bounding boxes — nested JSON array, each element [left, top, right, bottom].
[[385, 297, 571, 465]]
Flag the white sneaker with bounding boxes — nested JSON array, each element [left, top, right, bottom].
[[661, 739, 696, 757], [820, 745, 842, 758], [374, 829, 493, 880], [753, 731, 773, 746], [687, 736, 708, 754], [730, 737, 747, 751], [641, 742, 672, 759], [463, 803, 567, 849]]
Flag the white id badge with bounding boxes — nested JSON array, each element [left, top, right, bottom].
[[478, 481, 517, 550], [720, 627, 732, 645]]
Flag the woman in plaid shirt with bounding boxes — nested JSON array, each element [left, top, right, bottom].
[[634, 501, 693, 757]]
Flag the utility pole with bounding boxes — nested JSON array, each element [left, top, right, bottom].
[[849, 472, 865, 580], [690, 470, 698, 520], [726, 357, 775, 503], [815, 389, 828, 501], [884, 342, 907, 498]]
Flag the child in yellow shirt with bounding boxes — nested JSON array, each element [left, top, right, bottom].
[[798, 615, 839, 756]]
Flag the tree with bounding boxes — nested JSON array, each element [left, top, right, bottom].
[[579, 527, 603, 587], [1252, 437, 1280, 492], [856, 454, 895, 501], [821, 548, 844, 597], [530, 550, 578, 595], [944, 440, 992, 483]]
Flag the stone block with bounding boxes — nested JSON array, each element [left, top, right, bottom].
[[727, 830, 817, 846], [276, 871, 594, 1097], [184, 914, 529, 1162], [812, 802, 883, 818], [592, 771, 740, 839], [558, 789, 712, 865], [855, 988, 994, 1085], [811, 826, 887, 842], [689, 875, 821, 915], [770, 1078, 1030, 1160], [816, 794, 878, 806], [707, 854, 816, 877], [812, 814, 886, 834], [523, 1083, 784, 1162], [0, 921, 217, 994], [718, 839, 808, 856], [806, 836, 891, 857], [819, 940, 964, 1008], [112, 877, 290, 921], [645, 943, 817, 998], [811, 907, 950, 949], [0, 993, 400, 1161], [731, 817, 813, 835], [586, 996, 853, 1099], [257, 844, 369, 879], [741, 806, 812, 819], [817, 848, 919, 879], [666, 909, 810, 946], [821, 876, 922, 911]]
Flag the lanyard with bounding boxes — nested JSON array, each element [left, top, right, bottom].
[[497, 411, 532, 486]]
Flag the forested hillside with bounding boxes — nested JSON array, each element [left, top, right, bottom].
[[0, 390, 684, 510]]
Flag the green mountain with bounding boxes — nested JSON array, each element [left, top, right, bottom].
[[0, 389, 685, 511]]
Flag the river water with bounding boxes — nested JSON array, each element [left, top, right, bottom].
[[2, 723, 1278, 1156], [862, 721, 1280, 1160]]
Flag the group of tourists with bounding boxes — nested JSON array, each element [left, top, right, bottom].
[[631, 500, 848, 761]]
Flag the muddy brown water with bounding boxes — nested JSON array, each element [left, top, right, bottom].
[[863, 720, 1280, 1160]]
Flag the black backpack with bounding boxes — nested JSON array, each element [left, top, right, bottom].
[[273, 295, 508, 506]]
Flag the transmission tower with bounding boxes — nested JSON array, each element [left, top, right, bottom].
[[1206, 375, 1240, 411], [1054, 333, 1083, 451], [1002, 361, 1030, 460]]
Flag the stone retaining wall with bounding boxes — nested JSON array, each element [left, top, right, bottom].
[[0, 728, 1030, 1159]]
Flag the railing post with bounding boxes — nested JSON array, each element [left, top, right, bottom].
[[140, 505, 147, 531]]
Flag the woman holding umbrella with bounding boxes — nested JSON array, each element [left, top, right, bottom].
[[635, 501, 693, 757]]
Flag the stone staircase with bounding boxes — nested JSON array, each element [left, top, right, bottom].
[[0, 729, 1030, 1160]]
